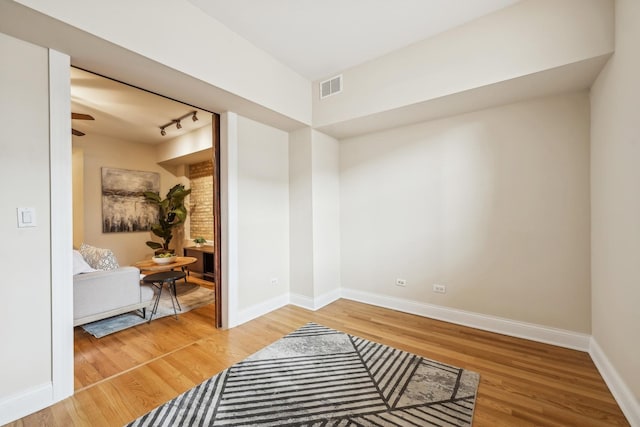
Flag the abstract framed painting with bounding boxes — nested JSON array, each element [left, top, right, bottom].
[[101, 167, 160, 233]]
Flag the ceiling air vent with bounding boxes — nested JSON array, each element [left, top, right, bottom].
[[320, 74, 342, 99]]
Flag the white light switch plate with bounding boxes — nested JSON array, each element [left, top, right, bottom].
[[17, 207, 37, 228]]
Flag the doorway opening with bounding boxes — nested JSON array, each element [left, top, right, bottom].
[[71, 67, 223, 390]]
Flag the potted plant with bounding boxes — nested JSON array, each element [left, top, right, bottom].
[[143, 184, 191, 254], [193, 237, 206, 248]]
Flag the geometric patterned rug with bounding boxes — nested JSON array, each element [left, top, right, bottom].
[[126, 323, 480, 426]]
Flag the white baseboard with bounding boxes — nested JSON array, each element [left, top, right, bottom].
[[236, 293, 289, 326], [590, 338, 639, 426], [0, 382, 53, 426], [289, 293, 314, 310], [237, 289, 636, 425], [291, 289, 341, 311], [341, 288, 591, 351], [236, 288, 338, 327], [314, 289, 341, 310]]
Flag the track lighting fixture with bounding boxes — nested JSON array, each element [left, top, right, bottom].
[[159, 110, 198, 136]]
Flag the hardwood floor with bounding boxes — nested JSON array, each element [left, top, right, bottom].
[[8, 295, 629, 426]]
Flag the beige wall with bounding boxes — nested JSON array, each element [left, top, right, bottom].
[[340, 92, 591, 332], [288, 129, 341, 306], [289, 128, 315, 299], [0, 31, 52, 401], [311, 130, 341, 299], [237, 116, 290, 309], [72, 134, 188, 266], [591, 0, 640, 405], [156, 123, 212, 165], [72, 147, 84, 247], [313, 0, 613, 129]]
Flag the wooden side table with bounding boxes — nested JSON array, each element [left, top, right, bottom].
[[134, 256, 197, 273], [142, 271, 186, 322]]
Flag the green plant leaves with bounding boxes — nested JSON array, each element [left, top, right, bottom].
[[146, 241, 163, 250], [143, 191, 161, 203], [143, 184, 191, 251]]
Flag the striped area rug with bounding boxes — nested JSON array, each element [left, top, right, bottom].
[[127, 323, 480, 426]]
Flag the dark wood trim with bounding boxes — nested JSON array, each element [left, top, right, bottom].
[[212, 113, 223, 328]]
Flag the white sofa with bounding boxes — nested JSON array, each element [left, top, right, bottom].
[[73, 244, 154, 326], [73, 266, 155, 327]]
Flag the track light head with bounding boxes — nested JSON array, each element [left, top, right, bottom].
[[161, 111, 198, 136]]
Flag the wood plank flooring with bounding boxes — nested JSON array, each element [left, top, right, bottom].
[[8, 294, 629, 426]]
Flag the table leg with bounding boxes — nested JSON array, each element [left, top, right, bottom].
[[148, 282, 163, 323], [170, 280, 182, 311], [167, 280, 180, 320]]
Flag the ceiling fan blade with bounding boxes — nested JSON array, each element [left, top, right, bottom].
[[72, 128, 85, 136], [72, 113, 95, 120]]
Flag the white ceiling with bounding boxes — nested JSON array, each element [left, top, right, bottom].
[[71, 68, 212, 144], [188, 0, 521, 80], [70, 1, 521, 143]]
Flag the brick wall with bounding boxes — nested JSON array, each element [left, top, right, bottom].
[[189, 160, 214, 241]]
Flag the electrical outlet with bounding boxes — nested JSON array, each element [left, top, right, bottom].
[[270, 278, 279, 285], [433, 284, 446, 293], [395, 278, 407, 287]]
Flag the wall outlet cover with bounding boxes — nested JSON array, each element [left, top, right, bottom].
[[433, 284, 446, 293]]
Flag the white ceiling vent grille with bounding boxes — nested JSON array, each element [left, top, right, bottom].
[[320, 75, 342, 99]]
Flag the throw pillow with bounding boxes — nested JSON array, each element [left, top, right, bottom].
[[73, 250, 96, 275], [79, 243, 120, 271]]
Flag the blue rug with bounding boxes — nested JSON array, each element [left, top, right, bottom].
[[81, 281, 215, 338]]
